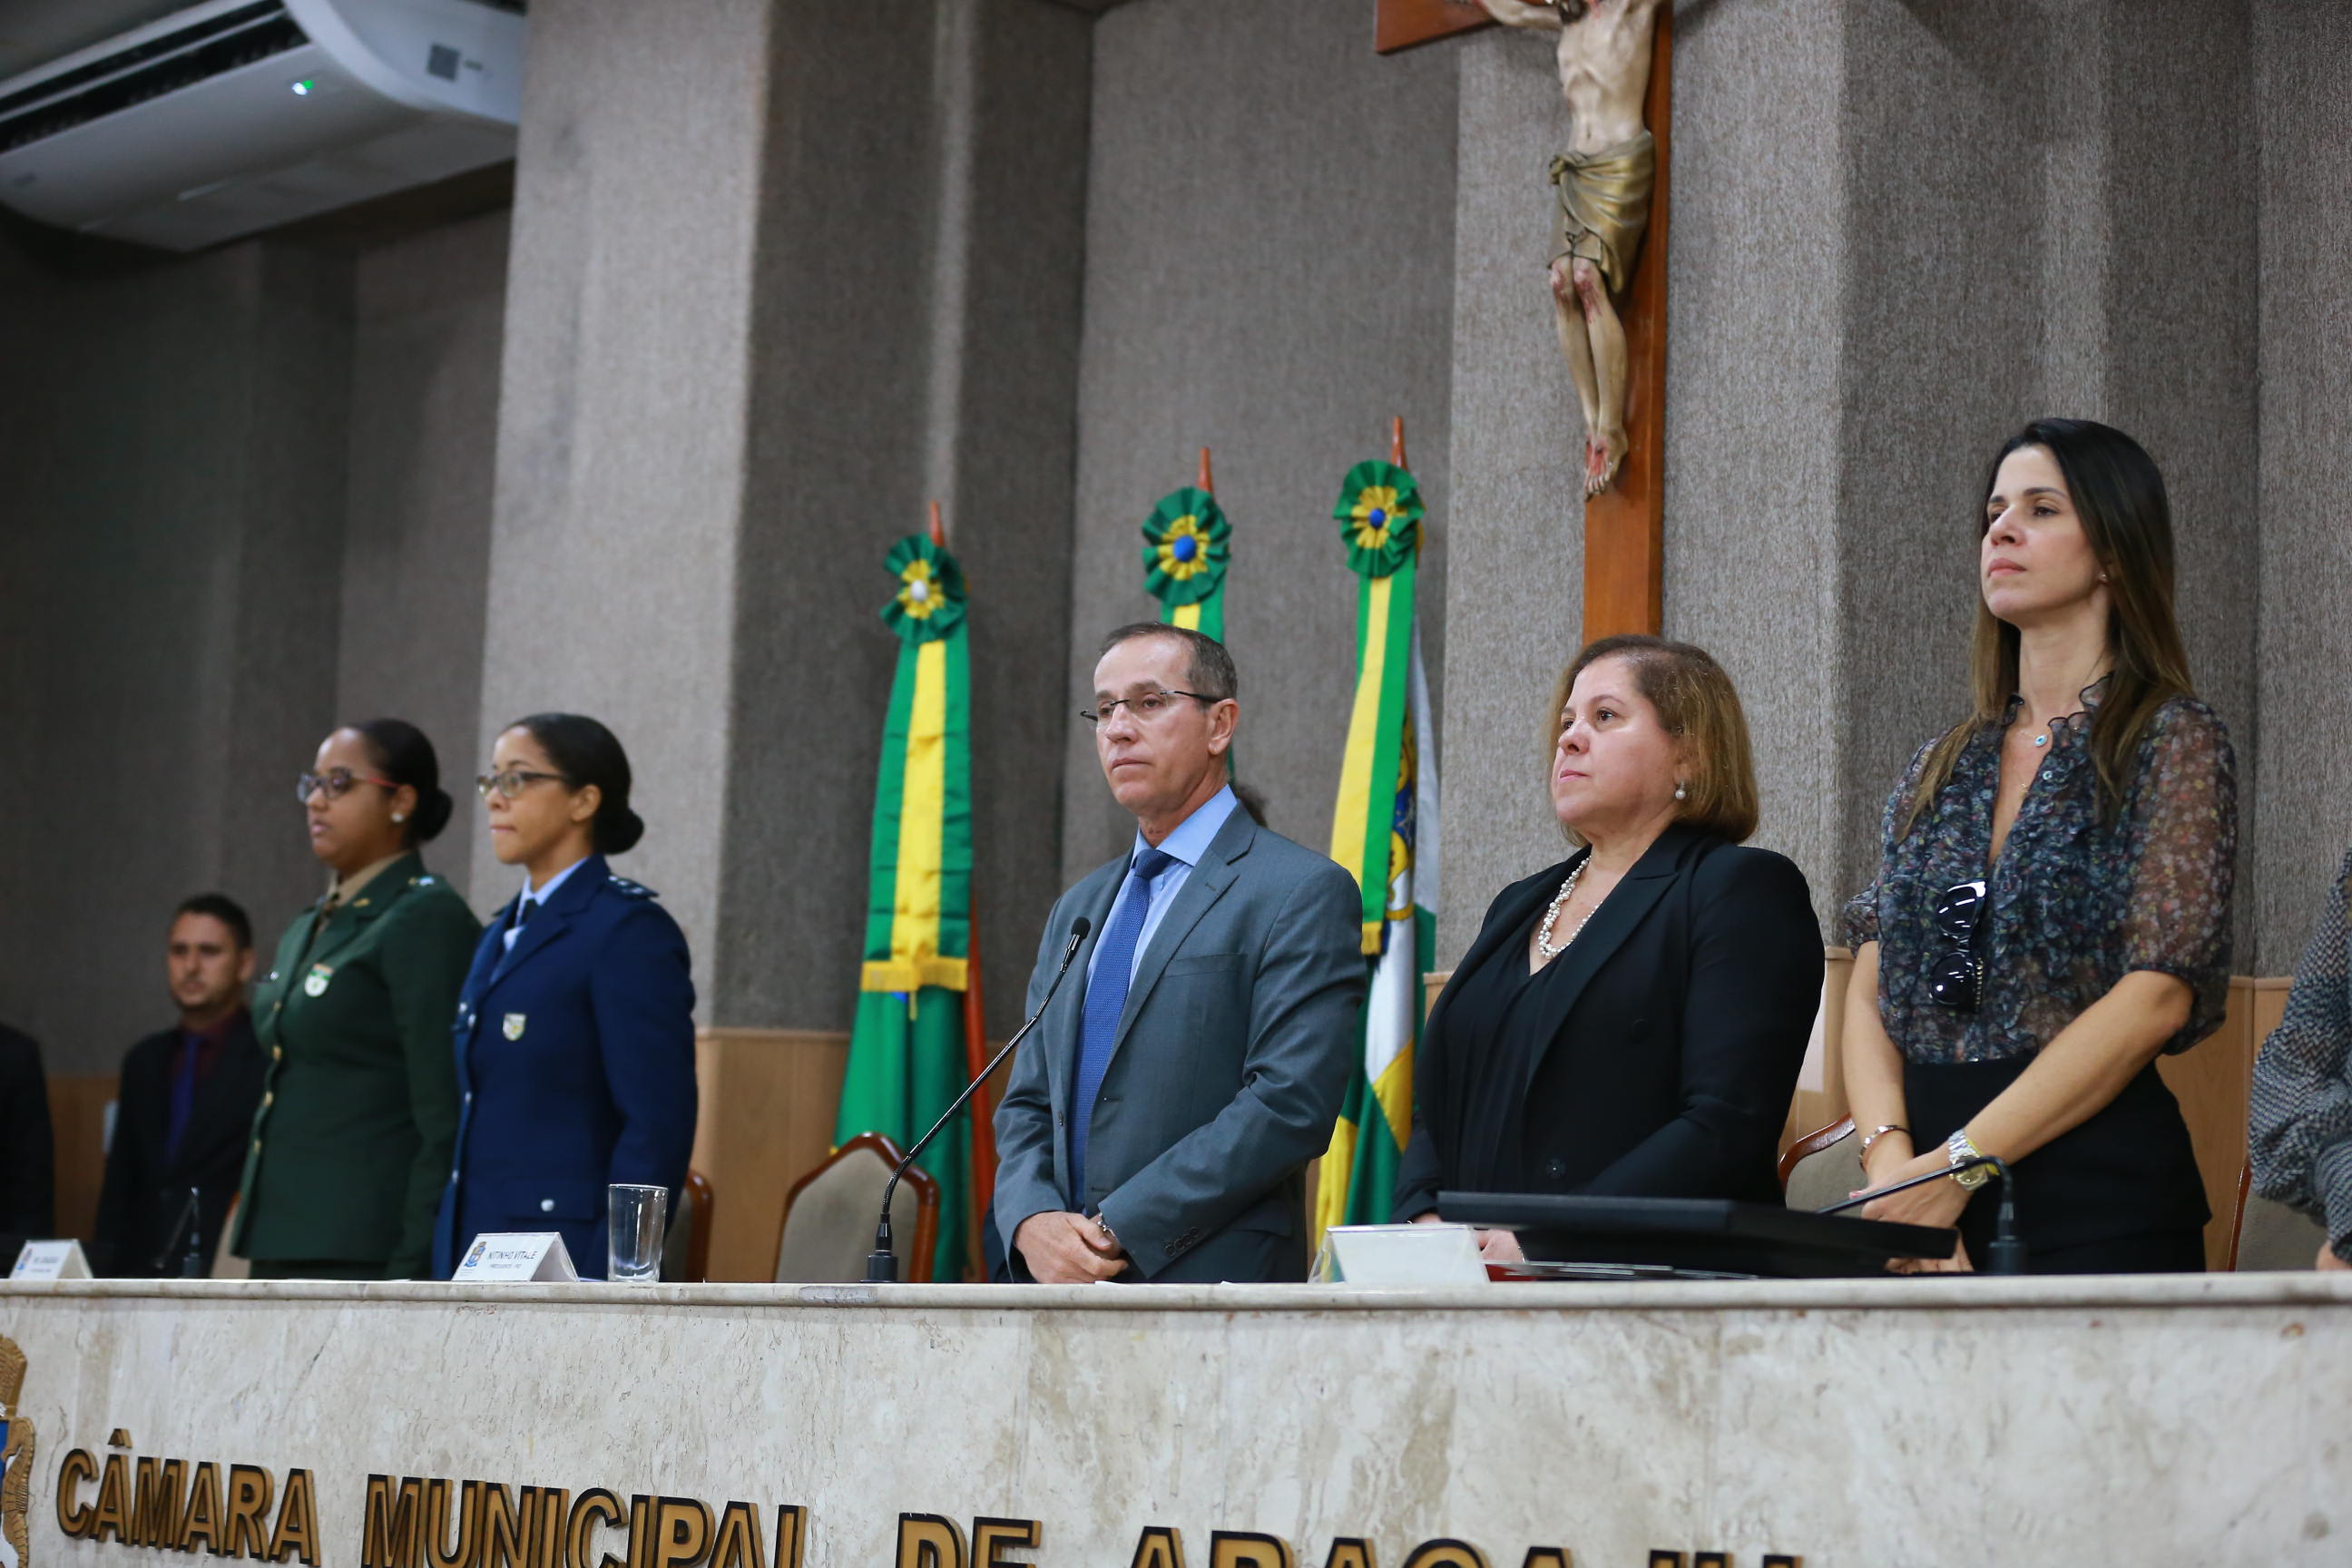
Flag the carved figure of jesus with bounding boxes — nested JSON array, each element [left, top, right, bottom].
[[1482, 0, 1664, 495]]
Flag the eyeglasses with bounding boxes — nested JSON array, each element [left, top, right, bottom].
[[1079, 690, 1219, 728], [1926, 879, 1990, 1010], [475, 769, 573, 799], [296, 769, 397, 804]]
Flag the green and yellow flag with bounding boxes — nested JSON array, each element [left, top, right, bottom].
[[1141, 485, 1230, 641], [834, 532, 975, 1281], [1316, 460, 1441, 1242]]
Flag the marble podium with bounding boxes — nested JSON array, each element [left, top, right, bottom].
[[1, 1276, 2346, 1568]]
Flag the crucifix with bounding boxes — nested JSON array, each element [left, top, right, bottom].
[[1376, 0, 1671, 640]]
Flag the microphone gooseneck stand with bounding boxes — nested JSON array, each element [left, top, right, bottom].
[[153, 1185, 208, 1279], [864, 916, 1092, 1284], [1817, 1154, 2025, 1274]]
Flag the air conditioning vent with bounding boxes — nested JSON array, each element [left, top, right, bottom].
[[0, 8, 307, 156], [0, 0, 524, 250], [0, 2, 286, 121]]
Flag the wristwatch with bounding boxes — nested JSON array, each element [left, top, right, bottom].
[[1945, 1128, 1993, 1190]]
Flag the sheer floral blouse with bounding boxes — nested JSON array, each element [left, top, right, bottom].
[[1842, 685, 2237, 1065]]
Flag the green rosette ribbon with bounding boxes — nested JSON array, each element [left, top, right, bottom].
[[1331, 461, 1422, 580], [879, 534, 967, 643], [1140, 487, 1231, 607]]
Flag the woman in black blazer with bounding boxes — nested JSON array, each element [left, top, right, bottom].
[[1395, 635, 1822, 1256]]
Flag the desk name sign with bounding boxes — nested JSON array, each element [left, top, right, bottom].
[[8, 1241, 92, 1280], [37, 1449, 1803, 1568], [451, 1234, 579, 1283]]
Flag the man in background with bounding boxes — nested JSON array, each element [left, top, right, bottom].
[[0, 1022, 53, 1266], [92, 895, 264, 1277]]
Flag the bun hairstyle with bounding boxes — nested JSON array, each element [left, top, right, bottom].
[[354, 718, 455, 844], [509, 712, 644, 855]]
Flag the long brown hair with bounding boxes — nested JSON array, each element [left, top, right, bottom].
[[1901, 418, 2195, 836]]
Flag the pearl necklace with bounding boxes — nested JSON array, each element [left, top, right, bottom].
[[1535, 858, 1601, 959]]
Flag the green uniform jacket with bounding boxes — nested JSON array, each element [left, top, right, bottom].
[[230, 852, 481, 1277]]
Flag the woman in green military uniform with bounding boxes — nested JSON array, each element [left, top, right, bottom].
[[230, 719, 482, 1279]]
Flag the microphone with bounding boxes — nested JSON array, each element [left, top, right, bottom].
[[865, 916, 1092, 1284], [154, 1186, 206, 1278], [1816, 1155, 2025, 1274]]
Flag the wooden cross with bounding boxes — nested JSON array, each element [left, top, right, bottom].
[[1376, 0, 1672, 642]]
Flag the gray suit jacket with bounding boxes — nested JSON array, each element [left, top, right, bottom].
[[993, 807, 1365, 1282]]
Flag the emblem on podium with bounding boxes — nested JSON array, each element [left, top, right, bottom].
[[0, 1334, 34, 1568]]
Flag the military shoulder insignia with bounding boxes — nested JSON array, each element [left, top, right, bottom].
[[608, 877, 657, 899], [1, 1333, 34, 1568], [301, 963, 333, 997]]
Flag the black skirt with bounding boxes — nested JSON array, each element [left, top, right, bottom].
[[1903, 1054, 2209, 1273]]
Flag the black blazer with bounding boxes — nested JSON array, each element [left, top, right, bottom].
[[0, 1022, 55, 1261], [92, 1016, 266, 1276], [1395, 824, 1823, 1219]]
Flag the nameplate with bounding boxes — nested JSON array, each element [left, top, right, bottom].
[[452, 1233, 578, 1282], [1320, 1223, 1490, 1286], [10, 1239, 93, 1279]]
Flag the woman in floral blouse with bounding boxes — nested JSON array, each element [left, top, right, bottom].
[[1844, 417, 2236, 1273]]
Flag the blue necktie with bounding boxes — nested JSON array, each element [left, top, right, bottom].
[[164, 1034, 200, 1165], [1069, 848, 1174, 1207]]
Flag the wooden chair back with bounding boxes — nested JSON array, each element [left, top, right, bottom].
[[2232, 1167, 2331, 1270], [212, 1193, 250, 1280], [774, 1132, 938, 1283]]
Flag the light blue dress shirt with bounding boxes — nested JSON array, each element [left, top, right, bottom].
[[1084, 784, 1240, 987], [501, 854, 590, 953]]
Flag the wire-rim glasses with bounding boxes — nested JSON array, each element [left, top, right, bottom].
[[1079, 690, 1218, 728]]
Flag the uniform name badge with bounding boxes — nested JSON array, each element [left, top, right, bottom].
[[503, 1014, 526, 1040], [302, 963, 333, 997]]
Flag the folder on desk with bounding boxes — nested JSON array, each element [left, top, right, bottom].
[[1439, 1192, 1958, 1279]]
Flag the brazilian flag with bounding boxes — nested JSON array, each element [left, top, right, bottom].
[[1316, 461, 1442, 1243], [834, 533, 974, 1282]]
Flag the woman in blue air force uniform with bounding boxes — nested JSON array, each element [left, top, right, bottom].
[[432, 713, 698, 1279]]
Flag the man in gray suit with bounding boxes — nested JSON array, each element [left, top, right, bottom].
[[995, 623, 1365, 1284]]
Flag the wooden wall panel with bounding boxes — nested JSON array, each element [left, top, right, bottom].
[[691, 1028, 848, 1282], [45, 1072, 113, 1244]]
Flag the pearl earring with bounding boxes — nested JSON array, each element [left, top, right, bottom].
[[1673, 782, 1687, 801], [391, 811, 406, 823]]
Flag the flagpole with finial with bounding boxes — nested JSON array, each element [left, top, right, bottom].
[[933, 501, 999, 1251]]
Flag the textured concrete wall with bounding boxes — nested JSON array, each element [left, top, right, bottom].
[[2252, 2, 2352, 971], [475, 0, 773, 981], [1654, 0, 1847, 951], [487, 0, 1094, 1035], [1437, 29, 1582, 965], [0, 234, 352, 1074], [1062, 0, 1460, 900], [720, 0, 1094, 1038], [338, 211, 511, 907]]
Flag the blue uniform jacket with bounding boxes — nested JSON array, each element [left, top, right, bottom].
[[430, 855, 698, 1279]]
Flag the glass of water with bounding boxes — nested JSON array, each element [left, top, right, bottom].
[[607, 1183, 669, 1283]]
